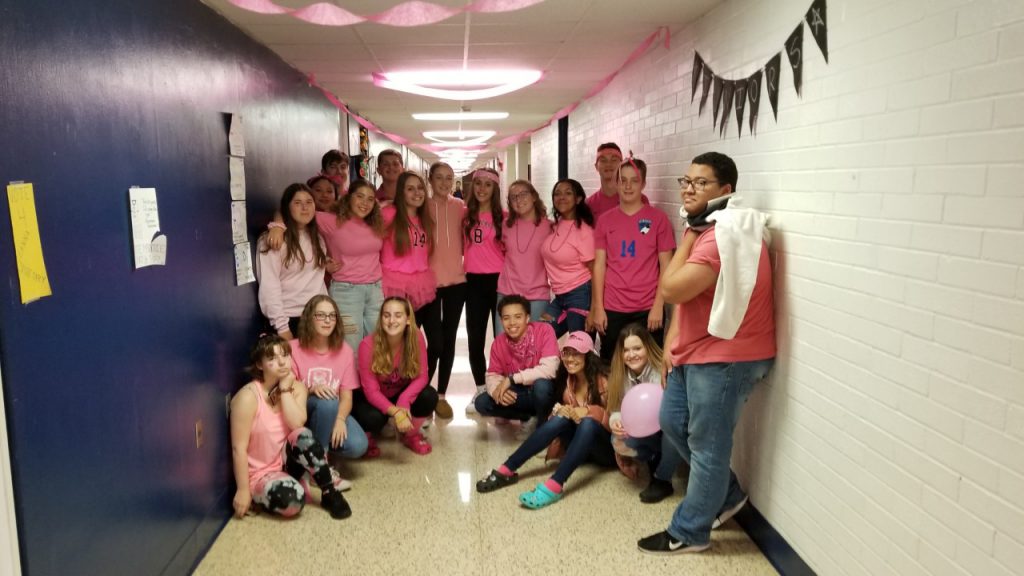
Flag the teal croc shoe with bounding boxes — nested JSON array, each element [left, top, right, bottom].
[[518, 483, 562, 509]]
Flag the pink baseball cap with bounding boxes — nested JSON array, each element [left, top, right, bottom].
[[561, 331, 594, 355]]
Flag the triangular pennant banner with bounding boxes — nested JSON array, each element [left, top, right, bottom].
[[805, 0, 828, 63], [719, 80, 735, 137], [747, 69, 763, 135], [765, 53, 781, 121], [692, 52, 704, 102], [786, 23, 804, 97], [712, 75, 725, 128], [733, 78, 748, 138], [699, 64, 714, 115]]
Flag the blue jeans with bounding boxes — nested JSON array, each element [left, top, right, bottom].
[[543, 280, 591, 338], [306, 395, 368, 458], [660, 359, 774, 545], [473, 379, 555, 423], [494, 294, 548, 336], [504, 415, 615, 485], [330, 280, 384, 353], [624, 431, 683, 482]]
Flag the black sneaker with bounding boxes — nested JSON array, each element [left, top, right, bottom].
[[637, 531, 710, 555], [321, 490, 352, 520], [639, 477, 674, 503]]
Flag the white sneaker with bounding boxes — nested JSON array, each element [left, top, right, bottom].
[[712, 495, 748, 529], [465, 391, 484, 414], [337, 477, 353, 492]]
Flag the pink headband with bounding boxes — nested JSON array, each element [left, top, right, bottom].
[[473, 169, 500, 184], [596, 149, 623, 162]]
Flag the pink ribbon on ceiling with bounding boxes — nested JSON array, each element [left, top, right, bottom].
[[226, 0, 547, 27]]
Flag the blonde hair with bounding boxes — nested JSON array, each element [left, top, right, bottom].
[[606, 323, 664, 413], [370, 297, 422, 379]]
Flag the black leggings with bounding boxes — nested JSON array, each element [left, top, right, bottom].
[[465, 273, 499, 388], [599, 309, 664, 360], [418, 283, 468, 395], [351, 388, 439, 435]]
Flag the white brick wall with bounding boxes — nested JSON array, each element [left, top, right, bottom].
[[531, 0, 1024, 573]]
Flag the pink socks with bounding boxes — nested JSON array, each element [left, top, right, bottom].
[[497, 465, 515, 477], [544, 479, 563, 494]]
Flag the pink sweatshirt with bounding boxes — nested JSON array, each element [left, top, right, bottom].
[[498, 218, 553, 300], [428, 195, 467, 287], [315, 212, 383, 284], [381, 205, 430, 274], [257, 232, 328, 333], [357, 331, 429, 413], [484, 322, 559, 394]]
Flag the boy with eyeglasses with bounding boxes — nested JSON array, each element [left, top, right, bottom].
[[638, 151, 776, 555]]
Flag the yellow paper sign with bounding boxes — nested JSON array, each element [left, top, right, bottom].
[[6, 183, 52, 303]]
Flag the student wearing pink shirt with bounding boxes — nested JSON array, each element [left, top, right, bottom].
[[230, 334, 351, 520], [591, 158, 675, 359], [381, 171, 436, 314], [497, 180, 552, 333], [463, 167, 505, 403], [353, 297, 437, 456], [540, 179, 596, 337], [586, 143, 650, 220], [258, 183, 329, 339], [421, 162, 467, 419], [473, 295, 558, 424], [307, 175, 339, 213], [290, 296, 368, 473]]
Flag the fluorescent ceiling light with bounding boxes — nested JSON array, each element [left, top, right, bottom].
[[424, 130, 495, 146], [374, 69, 542, 100], [412, 112, 509, 121]]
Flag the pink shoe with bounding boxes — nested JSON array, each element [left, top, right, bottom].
[[364, 433, 381, 459], [401, 431, 432, 455]]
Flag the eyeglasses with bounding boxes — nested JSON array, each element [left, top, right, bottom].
[[677, 177, 719, 191], [509, 193, 532, 202], [313, 312, 338, 322]]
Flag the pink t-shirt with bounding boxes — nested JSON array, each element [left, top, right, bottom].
[[315, 212, 383, 284], [594, 205, 676, 313], [670, 228, 776, 365], [289, 340, 360, 393], [381, 205, 430, 274], [497, 218, 553, 300], [463, 211, 505, 274], [587, 188, 650, 220], [541, 219, 595, 295], [357, 331, 429, 412]]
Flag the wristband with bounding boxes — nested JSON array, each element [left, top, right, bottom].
[[507, 373, 516, 386], [267, 222, 286, 231]]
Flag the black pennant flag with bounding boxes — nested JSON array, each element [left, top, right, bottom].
[[692, 52, 704, 102], [765, 53, 781, 121], [699, 63, 714, 115], [747, 69, 763, 135], [786, 23, 804, 97], [719, 80, 735, 137], [805, 0, 828, 63], [712, 75, 725, 129], [733, 78, 748, 138]]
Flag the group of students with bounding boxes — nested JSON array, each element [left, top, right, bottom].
[[230, 145, 777, 557]]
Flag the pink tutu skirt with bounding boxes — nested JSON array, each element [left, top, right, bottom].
[[381, 268, 437, 311]]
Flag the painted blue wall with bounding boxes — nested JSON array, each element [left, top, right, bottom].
[[0, 1, 340, 574]]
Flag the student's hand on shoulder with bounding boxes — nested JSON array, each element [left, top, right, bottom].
[[268, 227, 285, 250]]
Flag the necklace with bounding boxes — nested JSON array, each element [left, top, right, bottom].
[[548, 218, 574, 253], [515, 219, 540, 254]]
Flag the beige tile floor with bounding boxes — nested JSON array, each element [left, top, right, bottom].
[[197, 322, 777, 576]]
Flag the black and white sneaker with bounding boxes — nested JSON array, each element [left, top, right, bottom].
[[637, 531, 710, 555], [712, 495, 748, 529]]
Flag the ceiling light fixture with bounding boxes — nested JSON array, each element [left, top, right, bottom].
[[412, 112, 509, 121], [374, 69, 542, 101], [423, 130, 495, 146]]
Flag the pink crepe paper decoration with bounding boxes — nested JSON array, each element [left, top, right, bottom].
[[226, 0, 546, 27]]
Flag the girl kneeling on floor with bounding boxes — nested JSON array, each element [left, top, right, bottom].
[[354, 296, 438, 456], [475, 331, 615, 508], [230, 334, 351, 520]]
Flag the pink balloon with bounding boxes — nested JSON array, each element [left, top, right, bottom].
[[620, 383, 663, 438]]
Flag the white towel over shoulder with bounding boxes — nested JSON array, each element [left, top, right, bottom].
[[705, 205, 770, 339]]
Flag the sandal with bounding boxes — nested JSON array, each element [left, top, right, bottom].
[[476, 469, 519, 493], [401, 431, 432, 455], [519, 483, 562, 509]]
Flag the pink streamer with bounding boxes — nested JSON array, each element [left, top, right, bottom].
[[226, 0, 545, 27]]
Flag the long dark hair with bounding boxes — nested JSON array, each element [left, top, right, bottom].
[[551, 178, 595, 229], [554, 350, 607, 407], [464, 167, 504, 242], [389, 171, 435, 256], [261, 183, 328, 268]]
